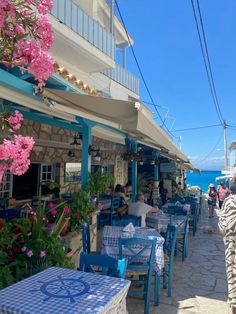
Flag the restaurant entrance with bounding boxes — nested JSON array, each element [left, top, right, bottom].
[[12, 164, 40, 200]]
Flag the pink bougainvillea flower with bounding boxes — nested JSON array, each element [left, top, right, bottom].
[[48, 202, 56, 209], [8, 110, 24, 131], [63, 207, 70, 214], [97, 202, 103, 210], [39, 250, 46, 258], [50, 209, 58, 216], [27, 250, 33, 258], [21, 246, 27, 252]]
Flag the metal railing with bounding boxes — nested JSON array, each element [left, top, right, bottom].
[[103, 63, 140, 94], [51, 0, 115, 60]]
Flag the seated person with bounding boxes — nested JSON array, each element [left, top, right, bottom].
[[114, 184, 128, 204], [124, 182, 132, 200], [128, 192, 159, 227]]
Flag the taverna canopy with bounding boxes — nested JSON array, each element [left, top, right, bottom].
[[43, 89, 189, 163]]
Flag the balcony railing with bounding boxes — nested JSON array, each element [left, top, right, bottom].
[[102, 64, 140, 95], [51, 0, 115, 60]]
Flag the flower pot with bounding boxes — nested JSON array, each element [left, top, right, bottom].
[[60, 217, 70, 236]]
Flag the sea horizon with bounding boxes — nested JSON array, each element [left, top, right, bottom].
[[186, 170, 223, 192]]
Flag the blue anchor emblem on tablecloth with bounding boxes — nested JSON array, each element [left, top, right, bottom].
[[31, 275, 97, 303]]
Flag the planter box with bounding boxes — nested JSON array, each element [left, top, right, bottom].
[[63, 211, 98, 268]]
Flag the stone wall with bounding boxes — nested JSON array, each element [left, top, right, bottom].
[[20, 119, 127, 190]]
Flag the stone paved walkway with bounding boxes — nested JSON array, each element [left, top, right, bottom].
[[127, 203, 229, 314]]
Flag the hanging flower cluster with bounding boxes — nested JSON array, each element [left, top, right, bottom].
[[0, 109, 35, 183], [0, 0, 54, 87]]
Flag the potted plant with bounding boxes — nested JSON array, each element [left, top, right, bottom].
[[0, 202, 74, 289], [41, 181, 61, 198]]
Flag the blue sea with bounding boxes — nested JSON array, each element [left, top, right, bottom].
[[186, 170, 224, 192]]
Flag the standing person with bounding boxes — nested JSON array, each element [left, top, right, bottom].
[[208, 183, 217, 218], [159, 180, 168, 205], [218, 183, 236, 314], [218, 182, 229, 210]]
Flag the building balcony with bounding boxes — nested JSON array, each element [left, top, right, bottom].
[[102, 64, 140, 95], [49, 0, 116, 72]]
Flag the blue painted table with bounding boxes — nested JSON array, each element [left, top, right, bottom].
[[0, 267, 130, 314]]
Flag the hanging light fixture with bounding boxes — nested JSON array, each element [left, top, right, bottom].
[[70, 133, 82, 146], [88, 145, 101, 163]]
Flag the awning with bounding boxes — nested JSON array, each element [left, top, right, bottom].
[[43, 89, 189, 162], [216, 174, 235, 181], [183, 162, 199, 172]]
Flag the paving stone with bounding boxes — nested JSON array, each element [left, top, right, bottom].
[[127, 202, 228, 314]]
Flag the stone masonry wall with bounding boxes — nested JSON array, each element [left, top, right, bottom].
[[20, 119, 127, 190]]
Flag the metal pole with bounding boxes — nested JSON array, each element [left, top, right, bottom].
[[179, 136, 182, 151], [224, 120, 228, 170]]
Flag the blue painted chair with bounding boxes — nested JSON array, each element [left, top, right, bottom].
[[82, 222, 100, 255], [61, 193, 73, 204], [119, 237, 157, 314], [79, 252, 127, 278], [82, 222, 91, 254], [189, 203, 198, 236], [111, 215, 141, 227], [173, 216, 189, 261], [97, 196, 121, 228], [155, 224, 177, 304], [164, 205, 186, 216]]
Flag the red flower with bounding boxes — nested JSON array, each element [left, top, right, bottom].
[[7, 256, 14, 263], [74, 212, 79, 217], [0, 218, 4, 230]]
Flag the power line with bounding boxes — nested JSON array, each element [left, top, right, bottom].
[[197, 134, 223, 164], [114, 0, 178, 139], [190, 0, 224, 125], [196, 0, 224, 123], [172, 123, 222, 132]]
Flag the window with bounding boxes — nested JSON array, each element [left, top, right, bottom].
[[0, 171, 12, 198], [41, 164, 55, 182], [65, 163, 81, 183]]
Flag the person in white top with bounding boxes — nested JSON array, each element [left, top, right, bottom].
[[128, 192, 159, 227]]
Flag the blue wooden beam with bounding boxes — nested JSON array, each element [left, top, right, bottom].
[[0, 68, 36, 96], [3, 103, 82, 133], [153, 151, 159, 181], [131, 140, 137, 201], [81, 120, 92, 186]]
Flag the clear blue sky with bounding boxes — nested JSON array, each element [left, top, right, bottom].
[[117, 0, 236, 171]]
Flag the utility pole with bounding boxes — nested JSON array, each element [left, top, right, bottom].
[[224, 120, 228, 170], [178, 136, 182, 151]]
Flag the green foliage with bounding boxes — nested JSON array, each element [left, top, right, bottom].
[[0, 202, 73, 290], [137, 173, 146, 193], [69, 173, 115, 231], [84, 172, 115, 197], [70, 188, 95, 232]]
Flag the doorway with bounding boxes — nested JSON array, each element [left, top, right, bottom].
[[12, 164, 40, 200]]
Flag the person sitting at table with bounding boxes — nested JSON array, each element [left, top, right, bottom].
[[124, 182, 132, 200], [128, 192, 159, 227], [114, 184, 128, 204]]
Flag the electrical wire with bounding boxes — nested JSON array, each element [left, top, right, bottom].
[[197, 134, 223, 164], [190, 0, 224, 126], [114, 0, 178, 139], [172, 123, 222, 132], [196, 0, 224, 123]]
